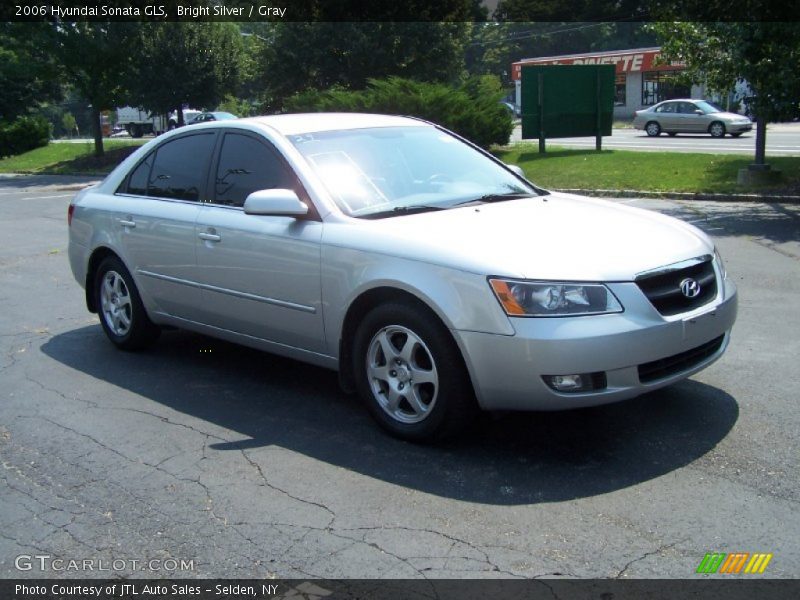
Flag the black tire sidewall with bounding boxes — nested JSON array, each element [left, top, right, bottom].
[[352, 302, 476, 442]]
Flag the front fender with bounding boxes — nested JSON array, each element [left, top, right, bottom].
[[322, 245, 514, 358]]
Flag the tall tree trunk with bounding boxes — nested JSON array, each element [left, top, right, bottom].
[[753, 117, 767, 167], [91, 107, 104, 158], [177, 105, 184, 127]]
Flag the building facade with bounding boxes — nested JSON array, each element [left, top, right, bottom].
[[512, 47, 707, 119]]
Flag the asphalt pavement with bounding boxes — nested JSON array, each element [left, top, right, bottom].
[[1, 177, 798, 580], [511, 123, 800, 156]]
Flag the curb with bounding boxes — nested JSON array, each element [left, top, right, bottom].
[[553, 188, 800, 203]]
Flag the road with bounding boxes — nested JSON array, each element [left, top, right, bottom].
[[1, 176, 798, 581], [511, 123, 800, 156], [53, 123, 800, 156]]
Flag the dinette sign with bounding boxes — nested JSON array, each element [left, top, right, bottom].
[[512, 48, 685, 79]]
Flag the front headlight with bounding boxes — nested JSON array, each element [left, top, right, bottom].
[[489, 278, 623, 317]]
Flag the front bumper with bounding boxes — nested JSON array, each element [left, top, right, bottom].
[[728, 122, 753, 133], [454, 278, 737, 411]]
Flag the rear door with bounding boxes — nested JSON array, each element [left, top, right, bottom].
[[193, 131, 326, 352], [655, 101, 680, 131], [113, 131, 217, 320]]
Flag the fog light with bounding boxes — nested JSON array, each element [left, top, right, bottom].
[[548, 374, 583, 391], [543, 372, 607, 393]]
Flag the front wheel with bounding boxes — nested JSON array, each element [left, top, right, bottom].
[[353, 302, 478, 442], [709, 122, 726, 138], [95, 256, 160, 350], [645, 121, 661, 137]]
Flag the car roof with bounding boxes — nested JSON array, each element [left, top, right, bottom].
[[238, 113, 430, 136]]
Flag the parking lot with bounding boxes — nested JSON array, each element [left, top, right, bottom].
[[1, 176, 798, 579]]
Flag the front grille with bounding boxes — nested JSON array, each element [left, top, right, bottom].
[[636, 259, 717, 316], [638, 335, 724, 383]]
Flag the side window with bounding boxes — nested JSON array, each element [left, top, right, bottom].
[[148, 133, 216, 202], [681, 102, 698, 114], [656, 103, 675, 113], [214, 133, 295, 207], [124, 153, 153, 195]]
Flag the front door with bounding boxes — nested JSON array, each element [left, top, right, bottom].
[[193, 131, 326, 353]]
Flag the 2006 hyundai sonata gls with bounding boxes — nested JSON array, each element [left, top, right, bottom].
[[68, 113, 737, 441]]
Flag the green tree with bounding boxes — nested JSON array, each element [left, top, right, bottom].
[[650, 22, 800, 168], [466, 22, 655, 85], [128, 22, 244, 126], [62, 112, 78, 138], [0, 23, 63, 121], [492, 0, 645, 21], [45, 22, 138, 156], [257, 22, 471, 111]]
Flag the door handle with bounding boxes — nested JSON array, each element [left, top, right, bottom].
[[119, 218, 136, 228], [198, 232, 221, 242]]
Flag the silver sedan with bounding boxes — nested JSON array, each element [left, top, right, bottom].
[[634, 99, 753, 137], [68, 113, 737, 441]]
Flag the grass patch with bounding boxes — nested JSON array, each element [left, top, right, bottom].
[[0, 140, 146, 175], [495, 144, 800, 195]]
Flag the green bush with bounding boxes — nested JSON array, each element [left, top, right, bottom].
[[0, 115, 51, 158], [284, 76, 513, 149]]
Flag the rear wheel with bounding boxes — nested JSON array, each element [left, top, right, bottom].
[[353, 302, 478, 442], [709, 121, 726, 138], [95, 256, 160, 350], [645, 121, 661, 137]]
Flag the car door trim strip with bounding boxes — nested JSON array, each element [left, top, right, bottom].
[[137, 270, 317, 314]]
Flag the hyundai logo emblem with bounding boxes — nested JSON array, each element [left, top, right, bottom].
[[680, 278, 701, 298]]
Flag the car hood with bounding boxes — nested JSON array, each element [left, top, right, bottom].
[[714, 111, 749, 121], [325, 193, 713, 281]]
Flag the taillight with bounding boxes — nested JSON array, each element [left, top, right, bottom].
[[67, 204, 75, 226]]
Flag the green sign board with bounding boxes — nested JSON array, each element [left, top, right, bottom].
[[521, 65, 615, 145]]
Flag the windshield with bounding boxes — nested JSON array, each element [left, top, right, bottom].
[[695, 101, 722, 114], [289, 126, 538, 217]]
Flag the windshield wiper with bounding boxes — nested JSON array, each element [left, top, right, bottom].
[[360, 205, 446, 219], [451, 192, 535, 207]]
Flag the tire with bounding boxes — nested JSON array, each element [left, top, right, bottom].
[[709, 121, 726, 138], [353, 302, 479, 442], [730, 132, 743, 138], [667, 132, 677, 137], [645, 121, 661, 137], [94, 256, 160, 351]]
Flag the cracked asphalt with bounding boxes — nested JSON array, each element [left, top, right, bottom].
[[1, 175, 798, 580]]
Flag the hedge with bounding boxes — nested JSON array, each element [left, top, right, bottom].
[[0, 115, 51, 158], [284, 76, 514, 149]]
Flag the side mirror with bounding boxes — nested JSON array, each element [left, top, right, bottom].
[[694, 109, 704, 115], [243, 189, 308, 217], [506, 164, 525, 178]]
